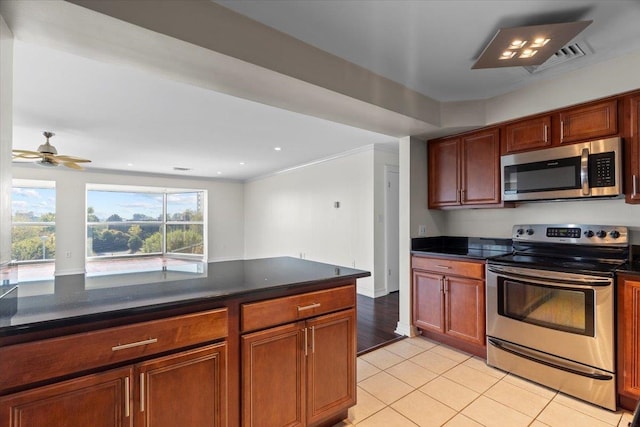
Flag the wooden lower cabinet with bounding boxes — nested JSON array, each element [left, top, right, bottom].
[[137, 343, 227, 427], [0, 367, 132, 427], [0, 343, 227, 427], [242, 309, 356, 427], [412, 256, 486, 357], [617, 274, 640, 411]]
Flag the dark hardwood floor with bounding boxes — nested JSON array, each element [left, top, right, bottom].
[[357, 291, 403, 355]]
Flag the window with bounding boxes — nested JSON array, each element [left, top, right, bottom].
[[86, 185, 205, 274], [11, 180, 56, 281]]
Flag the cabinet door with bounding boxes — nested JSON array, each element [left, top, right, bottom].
[[461, 128, 501, 205], [242, 322, 306, 427], [618, 276, 640, 408], [504, 115, 552, 153], [627, 95, 640, 202], [136, 343, 227, 427], [0, 367, 132, 427], [428, 138, 460, 208], [306, 309, 356, 426], [559, 99, 618, 144], [444, 276, 485, 346], [413, 270, 444, 333]]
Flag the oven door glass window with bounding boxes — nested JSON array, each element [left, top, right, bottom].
[[497, 278, 595, 336]]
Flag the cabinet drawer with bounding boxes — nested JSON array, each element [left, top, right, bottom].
[[0, 308, 228, 392], [241, 285, 355, 333], [411, 256, 484, 279]]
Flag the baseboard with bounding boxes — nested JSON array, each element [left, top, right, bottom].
[[394, 321, 418, 337]]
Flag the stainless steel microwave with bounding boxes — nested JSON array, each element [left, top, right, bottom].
[[501, 137, 622, 202]]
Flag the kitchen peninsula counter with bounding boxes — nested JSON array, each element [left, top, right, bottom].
[[1, 257, 368, 427], [0, 256, 368, 339]]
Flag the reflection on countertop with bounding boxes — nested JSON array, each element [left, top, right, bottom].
[[411, 236, 513, 260]]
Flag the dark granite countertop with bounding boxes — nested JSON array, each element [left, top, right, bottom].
[[0, 257, 369, 337], [411, 236, 512, 261]]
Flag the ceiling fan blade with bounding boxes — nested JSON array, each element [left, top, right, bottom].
[[13, 152, 44, 160], [62, 161, 84, 170], [12, 149, 43, 158], [54, 155, 91, 163]]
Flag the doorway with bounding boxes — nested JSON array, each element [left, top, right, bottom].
[[384, 165, 399, 293]]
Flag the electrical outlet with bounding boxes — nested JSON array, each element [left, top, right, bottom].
[[418, 225, 427, 236], [65, 251, 72, 258]]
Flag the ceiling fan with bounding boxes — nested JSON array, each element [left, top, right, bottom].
[[12, 131, 92, 170]]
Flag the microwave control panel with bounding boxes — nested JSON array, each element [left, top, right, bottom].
[[589, 152, 615, 187]]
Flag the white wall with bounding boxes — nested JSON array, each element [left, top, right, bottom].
[[244, 146, 396, 297], [0, 16, 13, 267], [445, 199, 640, 243], [12, 166, 244, 275]]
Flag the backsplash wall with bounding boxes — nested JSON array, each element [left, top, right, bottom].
[[444, 198, 640, 244]]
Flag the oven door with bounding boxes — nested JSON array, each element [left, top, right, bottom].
[[486, 264, 614, 371]]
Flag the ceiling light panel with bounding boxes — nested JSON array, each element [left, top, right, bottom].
[[472, 21, 592, 69]]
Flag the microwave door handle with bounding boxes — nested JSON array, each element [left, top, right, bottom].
[[581, 148, 590, 195]]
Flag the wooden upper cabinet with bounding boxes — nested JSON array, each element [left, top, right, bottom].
[[428, 128, 502, 209], [461, 128, 501, 205], [428, 137, 460, 208], [503, 115, 552, 153], [559, 99, 618, 144], [626, 94, 640, 203]]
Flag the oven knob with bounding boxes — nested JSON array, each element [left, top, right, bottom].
[[526, 228, 534, 236], [584, 230, 594, 238], [610, 230, 621, 239], [596, 230, 607, 238], [516, 228, 524, 235]]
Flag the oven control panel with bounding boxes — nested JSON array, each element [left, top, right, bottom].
[[513, 224, 628, 246]]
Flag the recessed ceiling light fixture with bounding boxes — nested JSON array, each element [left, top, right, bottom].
[[274, 147, 282, 151], [472, 20, 592, 69]]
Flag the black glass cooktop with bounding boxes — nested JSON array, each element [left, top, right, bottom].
[[489, 253, 626, 275]]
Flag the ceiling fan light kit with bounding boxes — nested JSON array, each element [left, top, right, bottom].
[[12, 131, 92, 170], [472, 20, 593, 69]]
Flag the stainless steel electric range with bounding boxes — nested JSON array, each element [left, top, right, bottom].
[[486, 223, 629, 410]]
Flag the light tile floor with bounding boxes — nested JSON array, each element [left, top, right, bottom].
[[335, 336, 635, 427]]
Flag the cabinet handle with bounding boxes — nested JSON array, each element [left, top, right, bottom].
[[543, 124, 548, 142], [140, 373, 145, 412], [560, 120, 564, 142], [434, 265, 451, 269], [633, 175, 639, 197], [124, 376, 130, 417], [297, 302, 321, 312], [311, 326, 315, 354], [112, 338, 158, 351], [304, 327, 308, 356]]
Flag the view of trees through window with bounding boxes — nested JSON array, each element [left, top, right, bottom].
[[86, 188, 205, 259], [11, 184, 56, 263]]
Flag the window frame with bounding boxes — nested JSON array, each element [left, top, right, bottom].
[[86, 185, 206, 263]]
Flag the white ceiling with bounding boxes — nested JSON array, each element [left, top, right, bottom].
[[5, 0, 640, 180], [217, 0, 640, 102]]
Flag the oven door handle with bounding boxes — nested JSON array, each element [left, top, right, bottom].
[[487, 265, 612, 287], [487, 338, 613, 381]]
